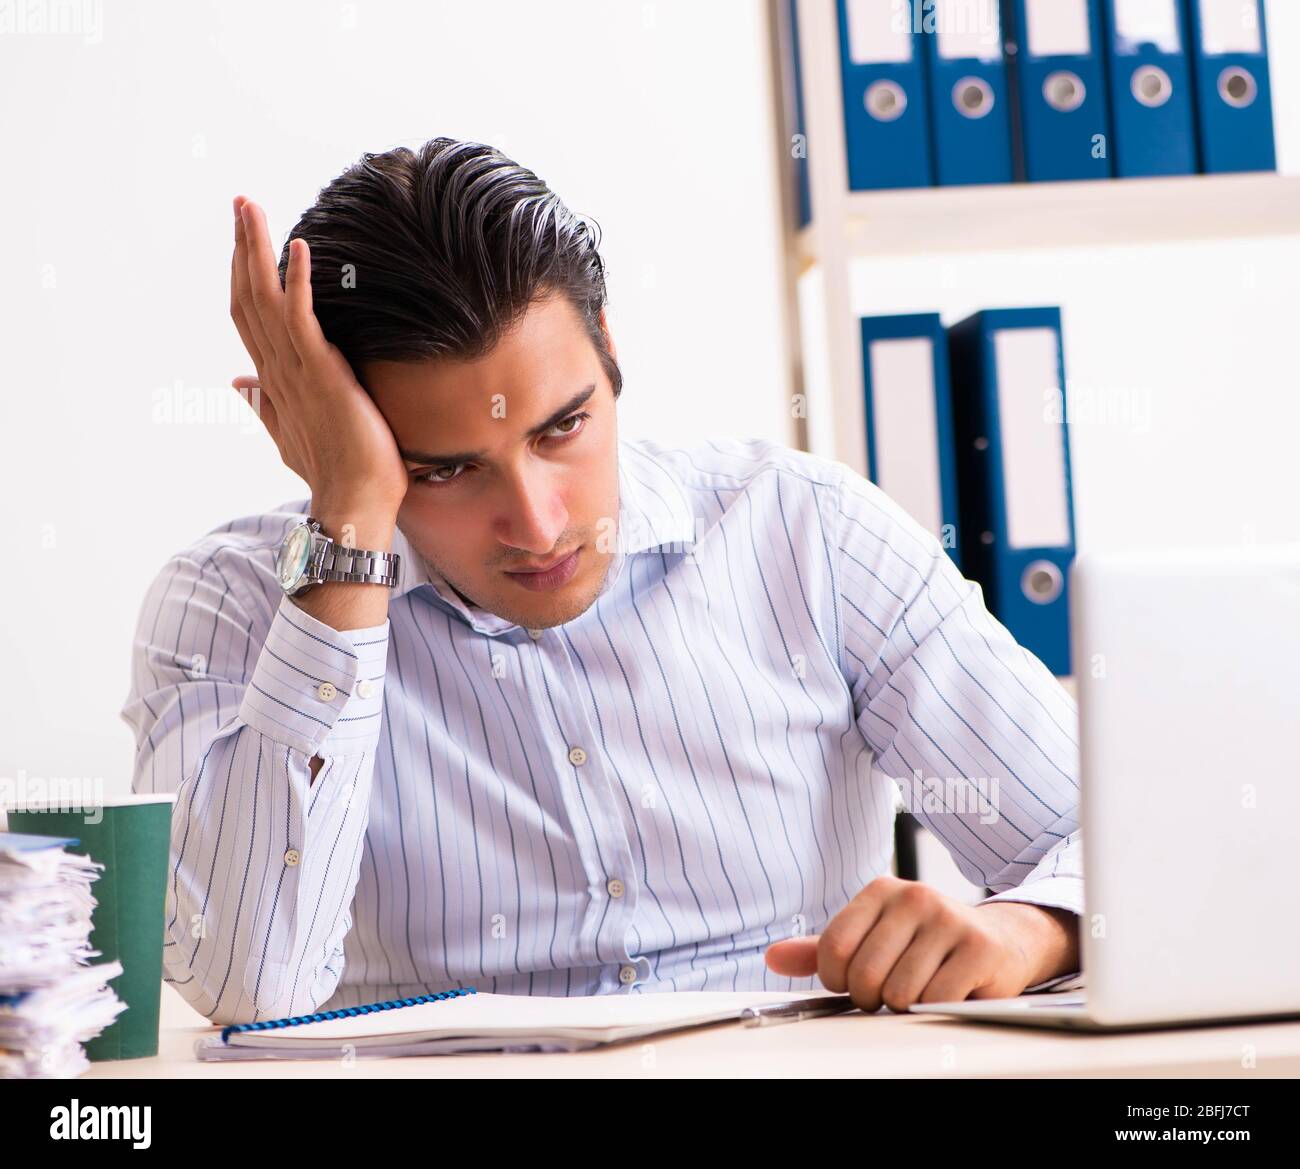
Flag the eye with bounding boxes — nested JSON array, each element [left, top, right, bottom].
[[411, 410, 590, 489], [545, 410, 590, 440], [413, 463, 468, 488]]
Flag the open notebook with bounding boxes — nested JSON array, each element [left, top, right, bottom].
[[194, 987, 842, 1059]]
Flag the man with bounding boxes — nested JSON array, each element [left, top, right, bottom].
[[122, 138, 1081, 1027]]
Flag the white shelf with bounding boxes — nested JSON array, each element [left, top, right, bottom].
[[797, 173, 1300, 264]]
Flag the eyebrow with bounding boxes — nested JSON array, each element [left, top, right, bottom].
[[399, 384, 598, 468]]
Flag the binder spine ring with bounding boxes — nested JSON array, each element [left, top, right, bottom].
[[1131, 65, 1172, 109], [865, 79, 908, 122], [1217, 66, 1258, 109], [1042, 70, 1086, 113], [218, 985, 478, 1044], [952, 76, 995, 119], [1022, 560, 1064, 605]]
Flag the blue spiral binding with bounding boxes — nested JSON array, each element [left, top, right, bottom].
[[219, 986, 478, 1044]]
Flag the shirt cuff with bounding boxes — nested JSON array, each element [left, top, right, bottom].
[[1022, 970, 1086, 993], [237, 594, 391, 756], [979, 875, 1084, 919]]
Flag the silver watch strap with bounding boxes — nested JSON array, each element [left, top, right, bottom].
[[316, 543, 402, 588]]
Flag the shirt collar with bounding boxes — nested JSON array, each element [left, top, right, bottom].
[[609, 437, 698, 555], [390, 437, 698, 634]]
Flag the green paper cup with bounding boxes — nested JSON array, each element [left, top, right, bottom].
[[6, 793, 175, 1061]]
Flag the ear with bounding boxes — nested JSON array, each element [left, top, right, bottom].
[[599, 307, 618, 364]]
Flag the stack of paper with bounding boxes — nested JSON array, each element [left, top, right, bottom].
[[0, 833, 126, 1077]]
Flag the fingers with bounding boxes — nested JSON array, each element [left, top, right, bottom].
[[878, 919, 962, 1011], [769, 879, 1022, 1012], [763, 936, 819, 978], [768, 926, 960, 1012], [231, 196, 269, 365], [840, 906, 918, 1008], [815, 882, 888, 991], [918, 936, 994, 1004], [772, 878, 979, 1012], [238, 199, 294, 359], [283, 237, 329, 360]]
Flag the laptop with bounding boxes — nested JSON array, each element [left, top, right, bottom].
[[909, 547, 1300, 1031]]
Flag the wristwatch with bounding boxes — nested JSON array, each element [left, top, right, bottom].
[[275, 517, 402, 597]]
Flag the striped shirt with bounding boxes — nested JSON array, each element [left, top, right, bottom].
[[121, 436, 1083, 1025]]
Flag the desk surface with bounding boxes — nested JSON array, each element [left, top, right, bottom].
[[82, 984, 1300, 1078]]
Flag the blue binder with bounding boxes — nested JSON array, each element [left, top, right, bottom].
[[1102, 0, 1198, 176], [923, 0, 1015, 185], [837, 0, 933, 189], [1185, 0, 1276, 173], [948, 308, 1076, 676], [1003, 0, 1113, 181], [860, 314, 962, 568]]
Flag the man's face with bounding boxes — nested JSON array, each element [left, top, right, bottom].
[[363, 294, 621, 629]]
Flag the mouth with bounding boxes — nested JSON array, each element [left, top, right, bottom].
[[502, 546, 582, 592]]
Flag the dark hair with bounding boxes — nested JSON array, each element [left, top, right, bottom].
[[278, 137, 621, 396]]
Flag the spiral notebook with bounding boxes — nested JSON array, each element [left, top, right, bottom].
[[194, 987, 840, 1060]]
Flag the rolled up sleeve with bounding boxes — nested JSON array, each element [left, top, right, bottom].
[[121, 552, 390, 1026]]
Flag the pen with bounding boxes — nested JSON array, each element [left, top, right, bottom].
[[739, 994, 858, 1028]]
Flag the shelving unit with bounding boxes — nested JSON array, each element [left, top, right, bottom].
[[766, 1, 1297, 892], [767, 0, 1300, 477]]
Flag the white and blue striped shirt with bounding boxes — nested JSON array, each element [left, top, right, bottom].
[[122, 437, 1082, 1025]]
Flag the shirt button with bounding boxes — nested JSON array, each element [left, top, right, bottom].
[[316, 681, 337, 701], [357, 679, 374, 699], [618, 964, 638, 985], [526, 628, 543, 641], [606, 878, 625, 899], [283, 848, 301, 867], [568, 746, 587, 766]]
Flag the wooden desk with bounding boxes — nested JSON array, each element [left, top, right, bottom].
[[82, 984, 1300, 1078]]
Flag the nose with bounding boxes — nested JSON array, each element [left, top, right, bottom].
[[494, 464, 569, 556]]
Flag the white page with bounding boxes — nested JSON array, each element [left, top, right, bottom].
[[992, 329, 1071, 550], [1112, 0, 1181, 54], [845, 0, 914, 64], [229, 989, 836, 1046], [934, 0, 1002, 62], [1197, 0, 1262, 55], [1024, 0, 1091, 57], [868, 338, 944, 542]]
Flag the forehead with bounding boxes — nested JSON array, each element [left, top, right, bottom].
[[361, 294, 595, 424]]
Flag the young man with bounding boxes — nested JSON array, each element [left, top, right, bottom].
[[122, 138, 1081, 1026]]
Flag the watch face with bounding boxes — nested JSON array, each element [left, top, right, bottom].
[[276, 524, 313, 592]]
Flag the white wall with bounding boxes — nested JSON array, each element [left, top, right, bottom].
[[0, 0, 793, 793], [4, 0, 1299, 800]]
